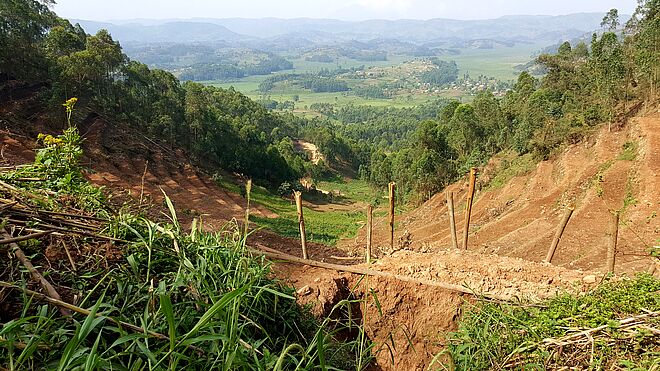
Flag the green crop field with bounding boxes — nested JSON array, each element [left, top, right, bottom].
[[202, 45, 536, 110], [434, 43, 545, 81]]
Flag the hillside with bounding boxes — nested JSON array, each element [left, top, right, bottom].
[[345, 107, 659, 274]]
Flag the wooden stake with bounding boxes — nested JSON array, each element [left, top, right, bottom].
[[447, 191, 458, 250], [545, 206, 574, 263], [462, 168, 478, 250], [294, 191, 308, 259], [244, 179, 252, 237], [607, 211, 619, 273], [366, 204, 373, 264], [388, 182, 396, 250]]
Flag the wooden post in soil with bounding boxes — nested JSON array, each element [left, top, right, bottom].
[[366, 204, 373, 264], [607, 211, 619, 273], [462, 168, 478, 250], [294, 191, 308, 259], [447, 191, 458, 250], [544, 206, 574, 263], [388, 182, 396, 251]]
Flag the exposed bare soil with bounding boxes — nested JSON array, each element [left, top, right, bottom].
[[343, 109, 659, 277]]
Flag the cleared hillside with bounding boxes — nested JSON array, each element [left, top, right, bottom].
[[347, 108, 659, 274]]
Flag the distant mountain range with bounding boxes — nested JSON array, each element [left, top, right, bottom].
[[73, 20, 249, 43], [74, 13, 627, 46]]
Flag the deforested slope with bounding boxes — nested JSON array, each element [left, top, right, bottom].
[[350, 108, 659, 273]]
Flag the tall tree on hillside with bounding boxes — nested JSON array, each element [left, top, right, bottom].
[[590, 31, 626, 122], [55, 30, 125, 101], [601, 9, 620, 31], [0, 0, 56, 80], [626, 0, 660, 98]]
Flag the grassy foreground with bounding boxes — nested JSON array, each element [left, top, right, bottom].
[[435, 274, 660, 370], [0, 116, 372, 369]]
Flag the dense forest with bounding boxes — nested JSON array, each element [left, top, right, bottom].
[[178, 57, 293, 81], [1, 0, 310, 186]]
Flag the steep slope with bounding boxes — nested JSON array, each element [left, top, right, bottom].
[[344, 109, 659, 274], [0, 95, 276, 230]]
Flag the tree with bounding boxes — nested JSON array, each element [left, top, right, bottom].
[[590, 32, 626, 121], [43, 19, 86, 58], [0, 0, 56, 80], [56, 30, 125, 99], [601, 8, 620, 31]]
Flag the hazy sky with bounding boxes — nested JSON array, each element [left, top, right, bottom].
[[53, 0, 637, 21]]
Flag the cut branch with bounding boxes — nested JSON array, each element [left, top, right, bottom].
[[2, 228, 71, 316]]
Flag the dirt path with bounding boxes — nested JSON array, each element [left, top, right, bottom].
[[294, 139, 324, 165]]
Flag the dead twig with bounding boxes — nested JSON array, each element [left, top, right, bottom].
[[543, 311, 660, 346], [0, 230, 54, 245], [2, 227, 71, 316]]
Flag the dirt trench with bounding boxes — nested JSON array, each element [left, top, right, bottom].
[[274, 247, 593, 370]]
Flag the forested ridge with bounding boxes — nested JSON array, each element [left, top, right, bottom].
[[1, 0, 311, 187], [312, 3, 659, 201]]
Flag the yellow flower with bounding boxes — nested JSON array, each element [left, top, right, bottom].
[[39, 134, 63, 146], [63, 97, 78, 113]]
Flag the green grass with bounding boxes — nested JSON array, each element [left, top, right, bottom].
[[617, 141, 638, 161], [316, 178, 382, 204], [216, 177, 377, 245], [0, 119, 374, 370], [486, 152, 538, 190], [434, 43, 545, 81], [438, 274, 660, 370]]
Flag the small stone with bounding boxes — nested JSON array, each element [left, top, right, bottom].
[[297, 285, 312, 296], [314, 277, 321, 283], [583, 275, 597, 284]]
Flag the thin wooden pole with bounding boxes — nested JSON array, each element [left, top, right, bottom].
[[388, 182, 396, 251], [249, 246, 524, 302], [294, 191, 308, 259], [462, 168, 478, 250], [447, 191, 458, 250], [544, 206, 574, 263], [607, 211, 619, 273], [366, 204, 373, 264]]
